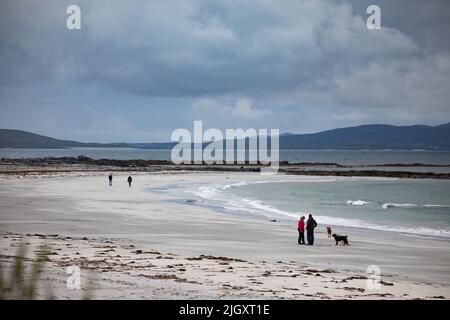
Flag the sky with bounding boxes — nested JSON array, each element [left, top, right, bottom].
[[0, 0, 449, 142]]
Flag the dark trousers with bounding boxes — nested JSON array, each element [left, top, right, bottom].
[[307, 229, 314, 245], [298, 230, 305, 244]]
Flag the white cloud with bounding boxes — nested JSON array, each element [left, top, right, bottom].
[[193, 98, 223, 112], [193, 98, 272, 120], [230, 98, 272, 119]]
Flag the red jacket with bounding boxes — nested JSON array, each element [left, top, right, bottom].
[[297, 219, 305, 232]]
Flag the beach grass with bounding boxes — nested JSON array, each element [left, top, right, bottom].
[[0, 241, 52, 299]]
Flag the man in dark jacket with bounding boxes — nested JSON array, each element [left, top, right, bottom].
[[306, 214, 317, 245]]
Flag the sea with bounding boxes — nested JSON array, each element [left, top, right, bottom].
[[191, 177, 450, 239], [2, 147, 450, 239]]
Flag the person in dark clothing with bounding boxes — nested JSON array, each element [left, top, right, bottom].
[[127, 176, 132, 187], [297, 216, 305, 245], [306, 214, 317, 245], [108, 174, 113, 186]]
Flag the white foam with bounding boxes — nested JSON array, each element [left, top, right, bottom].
[[382, 203, 418, 209], [220, 179, 337, 191], [423, 204, 450, 208], [221, 181, 250, 190], [381, 203, 450, 209], [346, 200, 371, 206]]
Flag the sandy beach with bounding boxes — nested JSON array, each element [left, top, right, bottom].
[[1, 170, 450, 299]]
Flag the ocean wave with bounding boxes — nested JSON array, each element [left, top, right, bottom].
[[382, 203, 418, 209], [220, 181, 251, 190], [423, 204, 450, 208], [220, 178, 338, 191], [231, 196, 450, 238], [191, 181, 450, 239], [314, 215, 450, 238], [194, 183, 300, 219], [346, 200, 371, 206], [381, 203, 450, 209]]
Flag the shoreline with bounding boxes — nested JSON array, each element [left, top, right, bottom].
[[188, 198, 450, 242], [1, 170, 450, 300], [1, 157, 450, 179]]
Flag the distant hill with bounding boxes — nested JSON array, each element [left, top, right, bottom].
[[0, 129, 129, 149], [279, 123, 450, 150], [1, 123, 449, 150]]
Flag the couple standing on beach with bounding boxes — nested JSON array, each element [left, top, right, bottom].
[[297, 214, 317, 245]]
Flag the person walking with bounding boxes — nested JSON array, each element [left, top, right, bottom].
[[108, 173, 113, 187], [306, 214, 317, 246], [297, 216, 305, 245], [127, 176, 132, 187]]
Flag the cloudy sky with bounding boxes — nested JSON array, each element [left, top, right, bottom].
[[0, 0, 449, 142]]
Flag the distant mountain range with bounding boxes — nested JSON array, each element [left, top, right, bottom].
[[0, 129, 129, 149], [1, 123, 449, 150], [279, 123, 450, 150]]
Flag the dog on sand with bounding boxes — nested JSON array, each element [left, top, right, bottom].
[[326, 226, 332, 238], [332, 234, 349, 245]]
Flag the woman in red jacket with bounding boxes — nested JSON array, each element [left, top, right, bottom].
[[297, 216, 305, 245]]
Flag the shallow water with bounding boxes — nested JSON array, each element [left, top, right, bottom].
[[190, 177, 450, 239]]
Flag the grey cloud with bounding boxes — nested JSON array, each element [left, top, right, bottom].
[[0, 0, 449, 141], [0, 1, 438, 93]]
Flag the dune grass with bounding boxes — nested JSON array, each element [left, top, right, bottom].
[[0, 241, 94, 300]]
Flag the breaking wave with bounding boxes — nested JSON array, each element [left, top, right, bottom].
[[346, 200, 371, 206], [191, 180, 450, 239]]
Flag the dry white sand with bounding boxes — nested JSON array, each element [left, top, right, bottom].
[[1, 171, 449, 299]]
